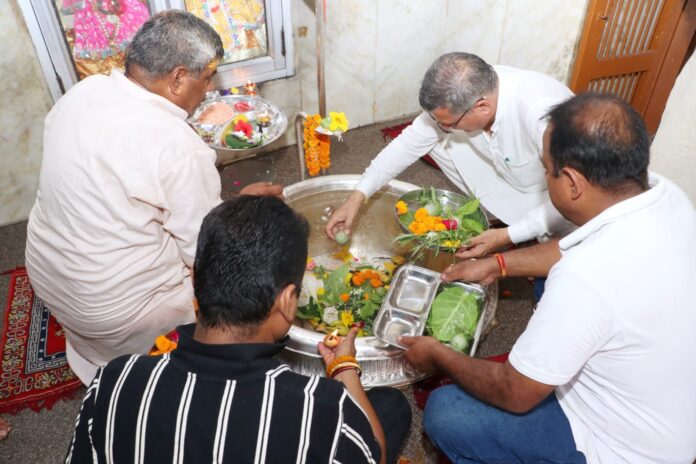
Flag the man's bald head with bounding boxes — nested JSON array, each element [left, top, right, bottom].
[[547, 93, 650, 191]]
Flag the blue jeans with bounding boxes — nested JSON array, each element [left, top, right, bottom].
[[424, 385, 586, 463], [533, 277, 547, 303]]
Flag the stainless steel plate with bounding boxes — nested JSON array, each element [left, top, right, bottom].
[[388, 265, 441, 315], [188, 93, 288, 165], [395, 188, 488, 252], [374, 264, 492, 356], [281, 175, 499, 387]]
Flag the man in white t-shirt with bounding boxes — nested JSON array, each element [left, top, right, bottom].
[[401, 93, 696, 463], [25, 11, 281, 385], [325, 52, 574, 255]]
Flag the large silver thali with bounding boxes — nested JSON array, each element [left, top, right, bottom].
[[188, 93, 288, 165], [278, 175, 499, 388]]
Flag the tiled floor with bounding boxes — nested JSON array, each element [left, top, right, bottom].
[[0, 116, 534, 463]]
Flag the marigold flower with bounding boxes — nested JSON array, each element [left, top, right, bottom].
[[340, 293, 350, 302], [352, 274, 365, 286], [414, 208, 430, 223], [370, 278, 383, 288], [303, 114, 331, 176], [434, 223, 447, 232], [409, 222, 427, 235], [150, 335, 177, 355], [395, 201, 408, 215]]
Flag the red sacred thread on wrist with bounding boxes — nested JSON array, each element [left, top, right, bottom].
[[494, 253, 508, 278]]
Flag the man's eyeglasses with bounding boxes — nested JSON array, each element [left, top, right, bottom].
[[429, 97, 485, 133]]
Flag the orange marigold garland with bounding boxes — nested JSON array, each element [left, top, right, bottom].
[[303, 114, 331, 176]]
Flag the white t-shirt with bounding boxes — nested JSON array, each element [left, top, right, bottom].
[[510, 174, 696, 463], [355, 65, 573, 234], [25, 70, 221, 381]]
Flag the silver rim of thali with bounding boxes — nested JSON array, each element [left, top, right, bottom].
[[282, 174, 499, 387]]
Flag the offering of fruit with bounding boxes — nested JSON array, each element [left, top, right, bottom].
[[334, 230, 350, 245]]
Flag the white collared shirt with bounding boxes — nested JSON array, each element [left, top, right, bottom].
[[355, 65, 573, 229], [510, 174, 696, 463]]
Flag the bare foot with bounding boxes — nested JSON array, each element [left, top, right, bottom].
[[0, 417, 11, 440]]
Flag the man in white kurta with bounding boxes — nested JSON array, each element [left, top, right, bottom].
[[326, 53, 574, 246], [25, 69, 221, 384], [23, 11, 230, 385]]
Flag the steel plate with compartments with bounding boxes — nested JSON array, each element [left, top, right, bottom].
[[374, 264, 490, 356]]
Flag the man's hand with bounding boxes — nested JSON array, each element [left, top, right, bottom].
[[455, 228, 511, 259], [325, 191, 366, 240], [239, 181, 284, 199], [399, 336, 443, 375], [441, 258, 501, 285], [318, 327, 358, 367]]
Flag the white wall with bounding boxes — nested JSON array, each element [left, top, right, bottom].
[[0, 0, 588, 225], [258, 0, 588, 150], [0, 1, 53, 225]]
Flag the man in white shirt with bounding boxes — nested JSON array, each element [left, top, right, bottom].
[[25, 11, 280, 385], [325, 52, 573, 255], [401, 93, 696, 463]]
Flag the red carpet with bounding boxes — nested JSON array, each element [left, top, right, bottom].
[[380, 121, 441, 170], [0, 268, 81, 414]]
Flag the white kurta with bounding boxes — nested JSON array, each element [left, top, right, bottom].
[[355, 65, 574, 242], [510, 174, 696, 463], [25, 71, 222, 384]]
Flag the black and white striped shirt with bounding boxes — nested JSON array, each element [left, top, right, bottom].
[[66, 324, 380, 463]]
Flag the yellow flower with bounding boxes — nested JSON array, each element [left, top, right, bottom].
[[340, 310, 354, 326], [332, 246, 354, 262], [328, 111, 349, 132], [230, 87, 239, 94], [317, 287, 325, 296], [442, 240, 461, 249], [344, 272, 353, 285], [395, 200, 408, 215], [392, 256, 405, 265], [383, 262, 395, 273], [232, 114, 248, 124], [423, 217, 437, 231], [434, 223, 447, 232], [414, 208, 430, 223], [150, 335, 177, 355], [409, 222, 427, 235]]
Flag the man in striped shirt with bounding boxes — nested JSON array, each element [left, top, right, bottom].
[[66, 196, 411, 464]]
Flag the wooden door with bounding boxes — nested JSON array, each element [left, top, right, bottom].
[[570, 0, 696, 133]]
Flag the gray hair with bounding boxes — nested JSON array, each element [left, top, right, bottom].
[[419, 52, 498, 113], [125, 10, 224, 80]]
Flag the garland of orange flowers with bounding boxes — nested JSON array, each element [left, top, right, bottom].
[[303, 114, 331, 176]]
